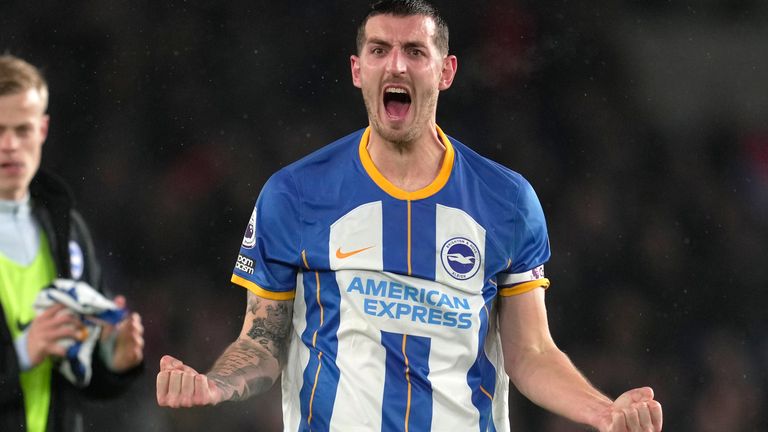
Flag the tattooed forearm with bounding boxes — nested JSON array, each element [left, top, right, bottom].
[[208, 339, 275, 401], [207, 292, 293, 403]]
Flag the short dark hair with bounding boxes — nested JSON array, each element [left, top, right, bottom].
[[356, 0, 449, 55]]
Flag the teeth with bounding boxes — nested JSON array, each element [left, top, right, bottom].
[[385, 87, 408, 94]]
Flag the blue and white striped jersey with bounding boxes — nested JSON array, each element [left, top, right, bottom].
[[232, 126, 551, 432]]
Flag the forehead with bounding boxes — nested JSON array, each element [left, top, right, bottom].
[[363, 14, 437, 47], [0, 89, 46, 122]]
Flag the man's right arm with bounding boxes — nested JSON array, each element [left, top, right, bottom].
[[156, 290, 293, 407]]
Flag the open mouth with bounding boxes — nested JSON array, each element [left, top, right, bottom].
[[383, 87, 411, 120]]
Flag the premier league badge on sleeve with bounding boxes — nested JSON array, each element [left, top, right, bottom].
[[242, 208, 257, 249]]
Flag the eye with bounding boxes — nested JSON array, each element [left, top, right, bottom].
[[370, 47, 385, 55], [408, 48, 424, 57], [15, 125, 32, 137]]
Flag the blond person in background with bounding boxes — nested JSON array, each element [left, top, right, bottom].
[[0, 54, 144, 432]]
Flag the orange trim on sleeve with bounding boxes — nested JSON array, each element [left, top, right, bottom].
[[498, 278, 550, 297], [231, 274, 295, 300]]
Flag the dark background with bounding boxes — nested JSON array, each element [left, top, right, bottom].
[[3, 0, 767, 430]]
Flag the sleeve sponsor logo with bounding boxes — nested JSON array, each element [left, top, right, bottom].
[[235, 254, 255, 274], [497, 264, 547, 286], [242, 208, 257, 249], [440, 237, 481, 280]]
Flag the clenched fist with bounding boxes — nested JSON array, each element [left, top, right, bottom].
[[156, 355, 224, 408]]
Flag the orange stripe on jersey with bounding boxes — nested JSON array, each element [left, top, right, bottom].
[[402, 334, 412, 432], [312, 269, 323, 347], [479, 385, 493, 400], [407, 200, 412, 275], [231, 274, 295, 300], [306, 251, 325, 426], [307, 352, 323, 425]]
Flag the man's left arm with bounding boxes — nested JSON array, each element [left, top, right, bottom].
[[498, 287, 663, 431]]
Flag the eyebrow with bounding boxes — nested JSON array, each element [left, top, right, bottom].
[[0, 120, 33, 128], [403, 41, 428, 51], [366, 38, 428, 50], [366, 38, 392, 48]]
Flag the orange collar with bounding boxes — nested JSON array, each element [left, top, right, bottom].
[[358, 126, 455, 200]]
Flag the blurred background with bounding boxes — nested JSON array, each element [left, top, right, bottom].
[[2, 0, 767, 430]]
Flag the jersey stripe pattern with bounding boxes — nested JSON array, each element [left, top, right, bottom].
[[232, 126, 551, 432]]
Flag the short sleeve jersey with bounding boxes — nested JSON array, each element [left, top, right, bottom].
[[232, 127, 551, 432]]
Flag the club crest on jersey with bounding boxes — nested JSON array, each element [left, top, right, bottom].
[[441, 237, 481, 280], [242, 208, 257, 249], [69, 240, 84, 280]]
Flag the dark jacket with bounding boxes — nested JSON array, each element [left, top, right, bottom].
[[0, 171, 141, 432]]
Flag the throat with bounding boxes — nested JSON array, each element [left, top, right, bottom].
[[368, 141, 446, 192]]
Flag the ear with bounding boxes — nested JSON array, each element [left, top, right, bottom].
[[350, 55, 362, 89], [438, 55, 458, 91], [40, 114, 50, 143]]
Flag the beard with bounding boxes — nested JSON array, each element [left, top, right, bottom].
[[361, 87, 439, 153]]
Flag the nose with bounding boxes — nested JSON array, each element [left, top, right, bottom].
[[386, 49, 407, 76]]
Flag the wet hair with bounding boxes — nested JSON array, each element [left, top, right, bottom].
[[0, 54, 49, 110], [356, 0, 449, 55]]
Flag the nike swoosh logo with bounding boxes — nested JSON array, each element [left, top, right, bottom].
[[335, 246, 374, 259], [17, 320, 31, 332]]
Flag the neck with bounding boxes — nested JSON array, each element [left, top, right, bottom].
[[366, 124, 446, 192], [0, 193, 30, 206]]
